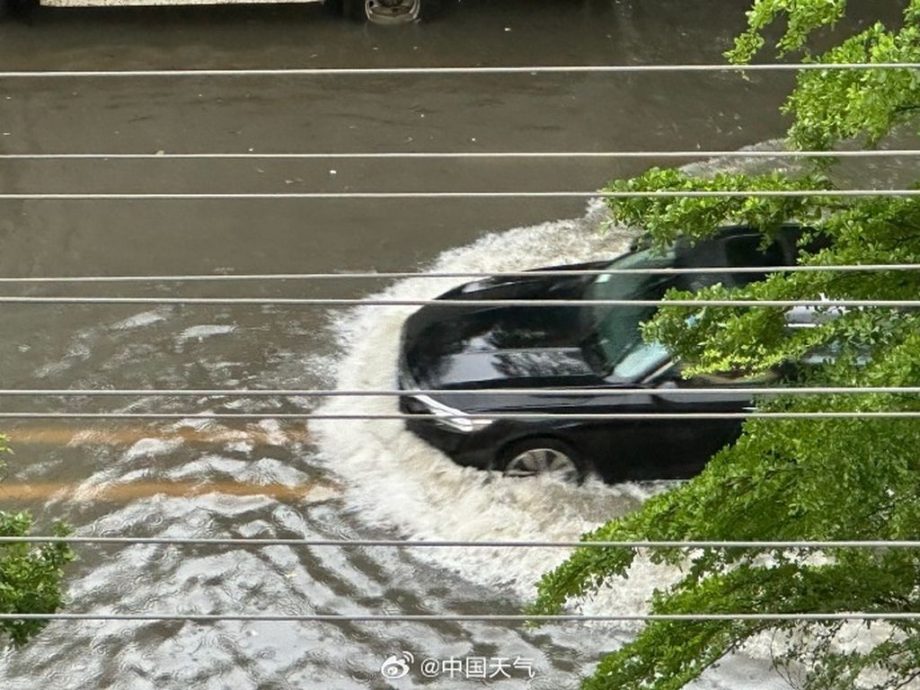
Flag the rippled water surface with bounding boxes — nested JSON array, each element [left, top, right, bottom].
[[0, 1, 908, 688]]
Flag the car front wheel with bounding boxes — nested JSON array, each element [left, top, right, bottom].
[[340, 0, 438, 24], [497, 438, 588, 483]]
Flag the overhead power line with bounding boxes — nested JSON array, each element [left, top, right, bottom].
[[0, 387, 916, 397], [0, 296, 914, 307], [1, 190, 918, 200], [0, 264, 918, 283], [1, 149, 918, 160], [0, 63, 917, 79], [1, 536, 916, 549], [0, 612, 916, 623], [0, 412, 916, 420]]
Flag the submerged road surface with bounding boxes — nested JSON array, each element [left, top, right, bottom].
[[0, 1, 906, 688]]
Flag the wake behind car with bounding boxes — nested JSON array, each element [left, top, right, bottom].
[[397, 225, 812, 483]]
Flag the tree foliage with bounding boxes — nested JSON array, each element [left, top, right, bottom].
[[531, 2, 920, 688], [0, 434, 74, 647]]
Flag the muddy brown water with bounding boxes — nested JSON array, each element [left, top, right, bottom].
[[0, 2, 908, 689]]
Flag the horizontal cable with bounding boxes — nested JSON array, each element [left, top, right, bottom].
[[1, 264, 918, 283], [0, 387, 916, 397], [0, 412, 916, 420], [1, 537, 916, 549], [0, 297, 915, 307], [0, 63, 917, 78], [1, 190, 918, 200], [2, 149, 919, 160], [0, 612, 916, 623]]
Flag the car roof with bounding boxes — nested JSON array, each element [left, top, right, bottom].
[[630, 223, 805, 251]]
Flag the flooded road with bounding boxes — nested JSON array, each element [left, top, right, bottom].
[[0, 1, 904, 688]]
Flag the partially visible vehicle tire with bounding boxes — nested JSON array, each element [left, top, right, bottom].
[[340, 0, 440, 24], [496, 438, 589, 483]]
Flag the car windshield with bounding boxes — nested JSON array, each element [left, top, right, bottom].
[[582, 246, 678, 380]]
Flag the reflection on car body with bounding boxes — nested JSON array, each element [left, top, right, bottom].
[[397, 225, 819, 484]]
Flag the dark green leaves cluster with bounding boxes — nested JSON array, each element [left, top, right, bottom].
[[532, 1, 920, 688], [0, 435, 75, 646], [785, 21, 920, 149], [727, 0, 848, 63], [606, 168, 833, 246], [729, 0, 920, 149]]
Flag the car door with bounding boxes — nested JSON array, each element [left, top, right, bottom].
[[644, 364, 762, 478], [558, 385, 680, 483], [630, 231, 789, 476]]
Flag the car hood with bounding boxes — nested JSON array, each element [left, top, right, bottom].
[[413, 346, 598, 388], [402, 299, 605, 389], [400, 263, 612, 390]]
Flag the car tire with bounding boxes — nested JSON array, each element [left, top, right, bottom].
[[339, 0, 441, 24], [496, 438, 589, 483]]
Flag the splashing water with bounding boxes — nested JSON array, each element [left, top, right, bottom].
[[310, 143, 876, 689], [313, 141, 816, 605], [312, 199, 682, 610]]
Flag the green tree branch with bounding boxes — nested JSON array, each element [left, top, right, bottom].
[[0, 434, 75, 647], [532, 1, 920, 687]]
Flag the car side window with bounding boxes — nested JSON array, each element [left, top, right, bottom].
[[611, 340, 670, 379]]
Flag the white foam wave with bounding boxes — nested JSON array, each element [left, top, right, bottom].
[[177, 324, 237, 343], [109, 309, 168, 331], [311, 143, 890, 688], [313, 139, 812, 607], [312, 200, 682, 609]]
